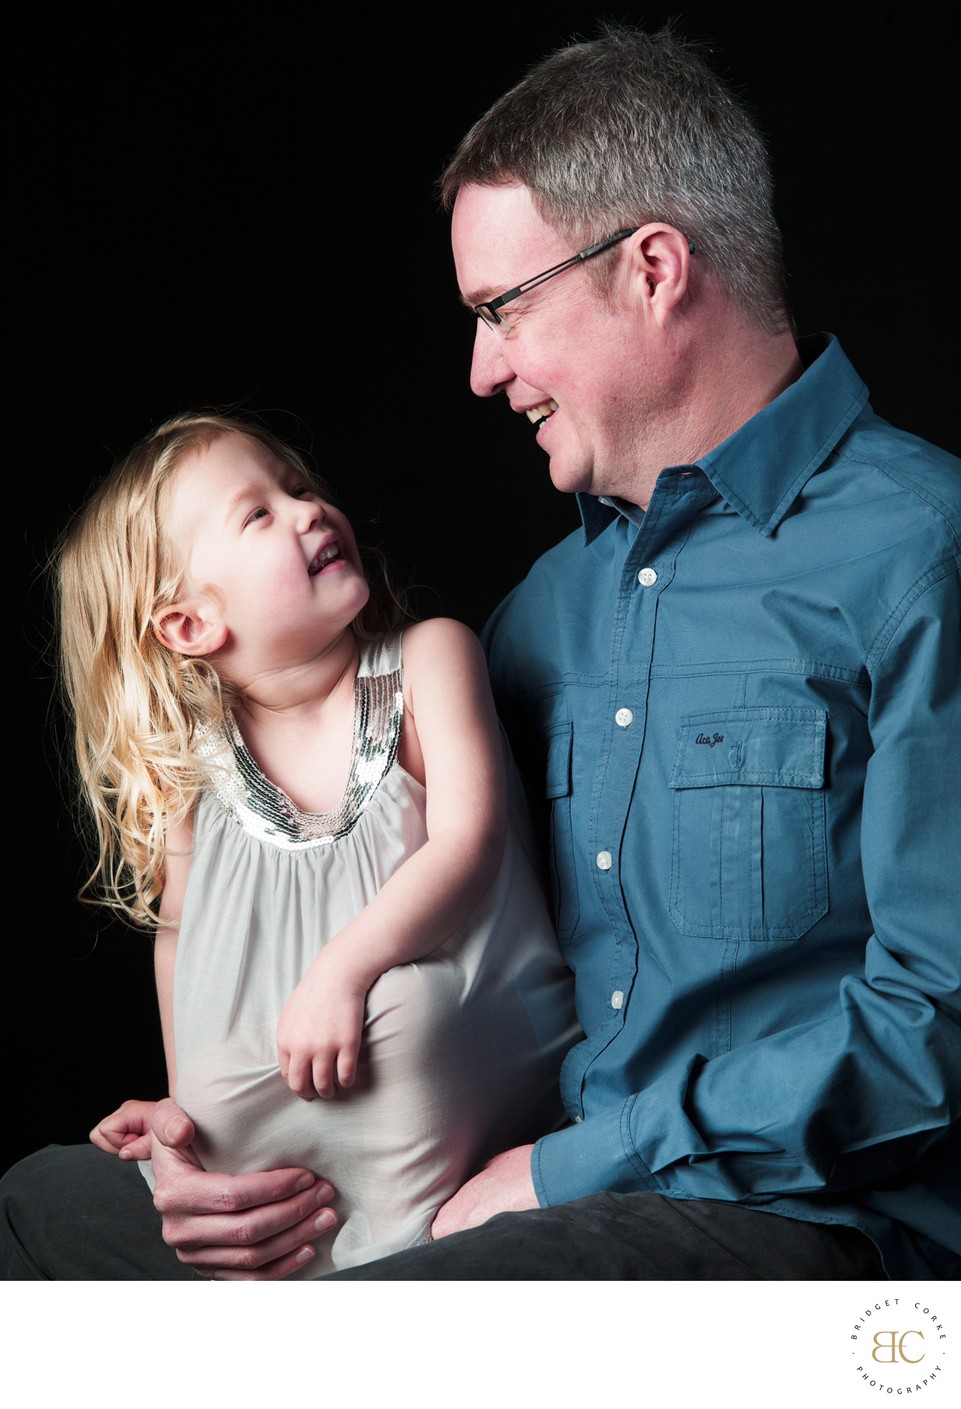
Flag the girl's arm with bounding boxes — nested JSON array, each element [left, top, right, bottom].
[[154, 810, 192, 1097], [277, 618, 508, 1100], [89, 812, 192, 1158]]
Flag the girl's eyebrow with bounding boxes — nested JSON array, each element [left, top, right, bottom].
[[223, 482, 264, 520], [222, 470, 303, 521]]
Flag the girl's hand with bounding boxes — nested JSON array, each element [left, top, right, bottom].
[[89, 1098, 160, 1161], [276, 953, 370, 1101]]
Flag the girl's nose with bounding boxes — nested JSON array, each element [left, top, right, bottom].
[[296, 495, 324, 531]]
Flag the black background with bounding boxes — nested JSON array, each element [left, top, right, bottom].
[[9, 4, 958, 1177]]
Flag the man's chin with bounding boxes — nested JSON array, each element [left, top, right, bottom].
[[546, 456, 593, 497]]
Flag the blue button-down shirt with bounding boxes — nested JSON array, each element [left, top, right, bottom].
[[483, 335, 961, 1278]]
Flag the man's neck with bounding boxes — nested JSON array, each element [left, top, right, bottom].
[[629, 319, 804, 509]]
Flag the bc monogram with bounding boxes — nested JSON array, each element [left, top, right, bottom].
[[871, 1330, 925, 1364]]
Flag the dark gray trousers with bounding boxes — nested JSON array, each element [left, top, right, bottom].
[[2, 1143, 887, 1281]]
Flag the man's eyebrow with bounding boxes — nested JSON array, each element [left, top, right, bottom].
[[461, 281, 526, 309]]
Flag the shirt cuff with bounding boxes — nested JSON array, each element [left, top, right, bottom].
[[532, 1097, 659, 1207]]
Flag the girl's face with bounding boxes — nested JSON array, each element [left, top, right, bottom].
[[164, 433, 369, 673]]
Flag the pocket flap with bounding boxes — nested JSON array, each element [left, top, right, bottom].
[[544, 722, 573, 799], [671, 707, 826, 789]]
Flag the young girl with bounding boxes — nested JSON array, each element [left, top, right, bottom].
[[58, 410, 578, 1276]]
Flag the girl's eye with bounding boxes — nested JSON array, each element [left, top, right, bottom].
[[244, 507, 270, 526]]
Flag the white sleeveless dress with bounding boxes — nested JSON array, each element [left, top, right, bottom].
[[148, 631, 578, 1275]]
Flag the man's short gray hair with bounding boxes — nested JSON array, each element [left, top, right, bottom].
[[440, 24, 791, 334]]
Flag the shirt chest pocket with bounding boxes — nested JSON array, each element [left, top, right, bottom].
[[669, 706, 828, 942]]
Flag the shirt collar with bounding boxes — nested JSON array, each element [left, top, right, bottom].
[[577, 334, 869, 542]]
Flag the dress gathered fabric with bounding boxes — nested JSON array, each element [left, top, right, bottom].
[[142, 631, 578, 1276]]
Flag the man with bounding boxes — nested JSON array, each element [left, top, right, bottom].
[[335, 22, 961, 1278], [3, 24, 958, 1281]]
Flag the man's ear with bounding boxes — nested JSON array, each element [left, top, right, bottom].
[[153, 597, 228, 657], [628, 224, 692, 320]]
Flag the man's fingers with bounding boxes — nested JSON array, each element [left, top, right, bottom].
[[156, 1172, 336, 1233], [164, 1193, 338, 1273], [187, 1234, 324, 1282], [151, 1098, 196, 1149]]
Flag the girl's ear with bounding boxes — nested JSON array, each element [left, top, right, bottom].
[[153, 598, 228, 657]]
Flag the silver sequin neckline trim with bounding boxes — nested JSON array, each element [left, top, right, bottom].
[[197, 641, 404, 851]]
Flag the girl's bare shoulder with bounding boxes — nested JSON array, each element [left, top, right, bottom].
[[400, 617, 484, 666]]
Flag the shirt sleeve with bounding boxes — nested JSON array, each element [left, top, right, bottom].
[[533, 556, 961, 1209]]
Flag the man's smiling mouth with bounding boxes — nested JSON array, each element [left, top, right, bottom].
[[526, 399, 558, 430]]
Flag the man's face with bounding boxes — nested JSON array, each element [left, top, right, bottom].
[[451, 182, 654, 501]]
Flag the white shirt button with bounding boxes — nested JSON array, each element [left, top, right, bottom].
[[615, 707, 634, 728], [596, 850, 613, 871], [611, 990, 624, 1010], [637, 567, 658, 586]]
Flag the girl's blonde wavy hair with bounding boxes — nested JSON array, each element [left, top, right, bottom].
[[56, 411, 408, 930]]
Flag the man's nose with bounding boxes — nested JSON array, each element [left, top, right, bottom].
[[469, 322, 513, 398]]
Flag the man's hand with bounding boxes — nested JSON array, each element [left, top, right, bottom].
[[276, 950, 369, 1100], [149, 1099, 338, 1280], [90, 1098, 158, 1162], [431, 1144, 538, 1240]]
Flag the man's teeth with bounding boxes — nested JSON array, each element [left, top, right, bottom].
[[526, 400, 558, 428]]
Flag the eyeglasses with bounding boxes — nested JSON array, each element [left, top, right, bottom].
[[472, 228, 639, 333]]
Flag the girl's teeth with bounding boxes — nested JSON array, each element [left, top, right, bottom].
[[311, 545, 340, 573]]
